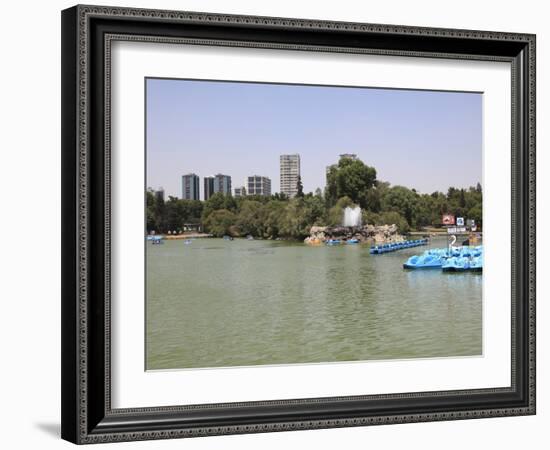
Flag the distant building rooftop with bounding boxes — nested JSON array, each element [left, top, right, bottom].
[[339, 153, 357, 160]]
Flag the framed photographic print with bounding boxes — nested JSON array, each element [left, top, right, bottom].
[[61, 4, 536, 444]]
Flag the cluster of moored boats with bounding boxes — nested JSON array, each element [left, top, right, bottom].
[[403, 246, 483, 272], [147, 235, 164, 245], [369, 239, 428, 254]]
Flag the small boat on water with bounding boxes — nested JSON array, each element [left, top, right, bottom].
[[326, 239, 341, 245], [469, 256, 483, 273], [148, 235, 164, 244], [306, 237, 322, 245], [403, 253, 443, 269], [346, 239, 360, 244], [222, 235, 233, 241], [442, 255, 483, 273], [183, 239, 192, 245], [442, 256, 469, 272], [246, 235, 254, 240]]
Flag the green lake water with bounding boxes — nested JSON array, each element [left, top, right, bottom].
[[146, 237, 482, 370]]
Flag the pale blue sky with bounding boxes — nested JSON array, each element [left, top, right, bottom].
[[146, 78, 482, 200]]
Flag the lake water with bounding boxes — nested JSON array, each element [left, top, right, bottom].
[[146, 237, 482, 370]]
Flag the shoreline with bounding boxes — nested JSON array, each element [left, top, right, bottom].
[[163, 233, 213, 239], [152, 230, 483, 241], [408, 231, 483, 236]]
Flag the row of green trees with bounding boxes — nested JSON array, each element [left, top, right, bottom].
[[359, 182, 483, 232], [147, 190, 326, 239], [147, 157, 482, 238]]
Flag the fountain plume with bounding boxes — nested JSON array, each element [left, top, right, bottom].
[[343, 206, 362, 227]]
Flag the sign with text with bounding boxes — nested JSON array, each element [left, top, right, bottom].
[[447, 227, 467, 234], [442, 214, 455, 225], [456, 217, 465, 226]]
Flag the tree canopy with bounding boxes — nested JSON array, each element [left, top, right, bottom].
[[325, 158, 377, 208]]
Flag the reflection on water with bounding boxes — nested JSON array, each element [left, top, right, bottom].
[[146, 237, 482, 370]]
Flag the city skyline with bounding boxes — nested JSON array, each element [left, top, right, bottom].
[[164, 172, 275, 200], [146, 78, 482, 199]]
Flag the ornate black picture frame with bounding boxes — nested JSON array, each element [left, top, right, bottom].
[[61, 4, 536, 444]]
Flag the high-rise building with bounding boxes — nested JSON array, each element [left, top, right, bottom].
[[181, 173, 200, 200], [247, 175, 271, 196], [154, 188, 165, 202], [213, 174, 232, 195], [204, 176, 215, 201], [280, 154, 300, 198], [234, 186, 247, 198]]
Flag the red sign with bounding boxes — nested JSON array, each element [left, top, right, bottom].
[[442, 214, 455, 225]]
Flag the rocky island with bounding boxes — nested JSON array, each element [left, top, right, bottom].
[[304, 223, 404, 245]]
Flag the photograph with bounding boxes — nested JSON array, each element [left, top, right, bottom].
[[57, 3, 536, 444], [145, 78, 484, 371]]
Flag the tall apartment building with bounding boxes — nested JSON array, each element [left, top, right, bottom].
[[203, 176, 215, 201], [280, 154, 301, 198], [247, 175, 271, 196], [154, 188, 165, 202], [181, 173, 200, 200], [213, 174, 232, 195]]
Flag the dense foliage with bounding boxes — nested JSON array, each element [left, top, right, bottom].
[[146, 158, 482, 238], [325, 157, 377, 207]]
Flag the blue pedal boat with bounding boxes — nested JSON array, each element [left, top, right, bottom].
[[403, 254, 443, 269], [442, 256, 470, 272], [469, 256, 483, 272]]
